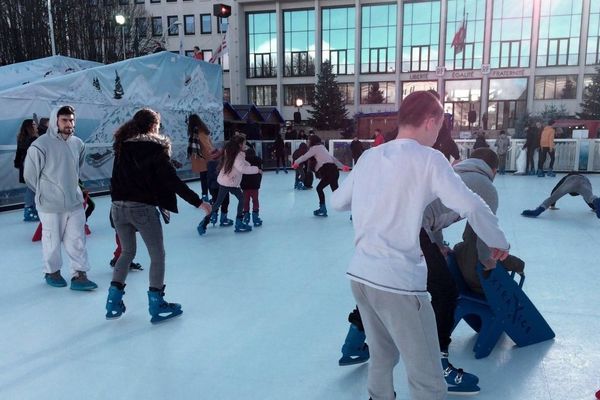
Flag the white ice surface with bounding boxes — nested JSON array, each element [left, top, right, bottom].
[[0, 171, 599, 400]]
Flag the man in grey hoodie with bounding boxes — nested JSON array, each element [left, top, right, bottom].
[[24, 105, 97, 290], [449, 148, 524, 294]]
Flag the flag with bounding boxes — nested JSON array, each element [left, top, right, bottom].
[[209, 31, 228, 64], [451, 16, 467, 55]]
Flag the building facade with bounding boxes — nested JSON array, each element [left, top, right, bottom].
[[138, 0, 599, 133]]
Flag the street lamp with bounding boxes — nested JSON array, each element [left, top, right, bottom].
[[115, 14, 126, 60], [294, 98, 303, 124], [163, 20, 183, 55]]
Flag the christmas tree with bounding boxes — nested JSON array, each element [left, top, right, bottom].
[[365, 82, 385, 104], [577, 66, 600, 120], [307, 60, 348, 130], [113, 71, 124, 100]]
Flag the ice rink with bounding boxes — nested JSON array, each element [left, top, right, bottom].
[[1, 171, 599, 400]]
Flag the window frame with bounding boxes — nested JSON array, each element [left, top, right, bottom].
[[184, 14, 195, 35], [200, 13, 212, 34], [167, 16, 179, 36], [151, 16, 163, 37]]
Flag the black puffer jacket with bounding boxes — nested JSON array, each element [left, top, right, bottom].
[[14, 136, 37, 183], [111, 135, 202, 213]]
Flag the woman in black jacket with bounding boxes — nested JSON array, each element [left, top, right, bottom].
[[106, 108, 211, 324], [14, 119, 39, 221]]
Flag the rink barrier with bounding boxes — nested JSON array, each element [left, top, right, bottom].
[[1, 138, 600, 208]]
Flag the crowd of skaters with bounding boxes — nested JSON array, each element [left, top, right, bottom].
[[13, 91, 600, 399]]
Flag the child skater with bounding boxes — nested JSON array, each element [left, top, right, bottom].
[[240, 145, 263, 227], [197, 133, 262, 235], [292, 134, 349, 217]]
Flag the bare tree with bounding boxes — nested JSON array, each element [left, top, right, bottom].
[[0, 0, 150, 65]]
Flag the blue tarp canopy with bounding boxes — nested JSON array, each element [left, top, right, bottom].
[[0, 55, 102, 92]]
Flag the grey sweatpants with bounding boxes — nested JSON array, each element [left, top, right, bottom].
[[111, 201, 165, 288], [351, 281, 447, 400], [541, 175, 598, 209]]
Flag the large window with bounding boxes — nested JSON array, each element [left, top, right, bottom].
[[402, 81, 438, 99], [284, 85, 315, 106], [283, 9, 315, 77], [587, 0, 600, 64], [184, 15, 195, 35], [167, 16, 178, 36], [534, 75, 578, 99], [135, 17, 148, 37], [338, 83, 355, 105], [200, 14, 212, 34], [151, 17, 162, 37], [248, 85, 278, 106], [583, 75, 595, 101], [444, 80, 481, 130], [247, 11, 277, 78], [490, 0, 533, 68], [488, 78, 527, 130], [402, 1, 439, 72], [360, 82, 396, 104], [361, 4, 397, 73], [445, 0, 485, 70], [322, 7, 355, 75], [537, 0, 582, 67], [217, 17, 228, 33]]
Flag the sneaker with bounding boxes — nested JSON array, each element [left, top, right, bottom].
[[45, 271, 67, 287], [70, 271, 98, 291]]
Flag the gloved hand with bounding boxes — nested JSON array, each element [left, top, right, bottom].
[[292, 163, 299, 169], [342, 165, 350, 172]]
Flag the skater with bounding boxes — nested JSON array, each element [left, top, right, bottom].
[[331, 91, 509, 400], [521, 172, 600, 218], [206, 157, 233, 227], [494, 130, 510, 175], [373, 128, 385, 147], [338, 149, 509, 395], [107, 108, 211, 323], [350, 137, 365, 166], [472, 131, 489, 149], [523, 122, 541, 175], [292, 135, 349, 217], [197, 133, 262, 235], [273, 133, 287, 173], [14, 119, 39, 222], [292, 142, 312, 190], [433, 117, 460, 162], [537, 120, 556, 177], [240, 145, 264, 227], [24, 105, 97, 290], [187, 113, 219, 201]]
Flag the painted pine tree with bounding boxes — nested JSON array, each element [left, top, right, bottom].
[[113, 71, 124, 99], [307, 60, 348, 130]]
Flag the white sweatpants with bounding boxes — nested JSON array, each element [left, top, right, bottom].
[[351, 281, 447, 400], [38, 208, 90, 277]]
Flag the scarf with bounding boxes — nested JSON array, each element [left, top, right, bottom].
[[187, 130, 203, 159]]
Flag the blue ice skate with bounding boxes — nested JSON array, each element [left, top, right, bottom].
[[220, 213, 234, 227], [23, 206, 39, 222], [106, 285, 126, 320], [234, 218, 252, 233], [339, 324, 370, 366], [251, 211, 262, 227], [313, 204, 327, 217], [521, 206, 545, 218], [148, 286, 182, 324], [442, 356, 480, 395]]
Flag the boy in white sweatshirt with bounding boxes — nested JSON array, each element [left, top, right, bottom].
[[331, 91, 510, 400]]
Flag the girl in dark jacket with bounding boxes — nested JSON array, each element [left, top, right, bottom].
[[14, 119, 39, 221], [106, 108, 211, 324]]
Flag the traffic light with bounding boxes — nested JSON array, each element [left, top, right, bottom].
[[213, 4, 231, 18]]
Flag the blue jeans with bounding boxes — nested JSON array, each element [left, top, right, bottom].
[[24, 187, 35, 208]]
